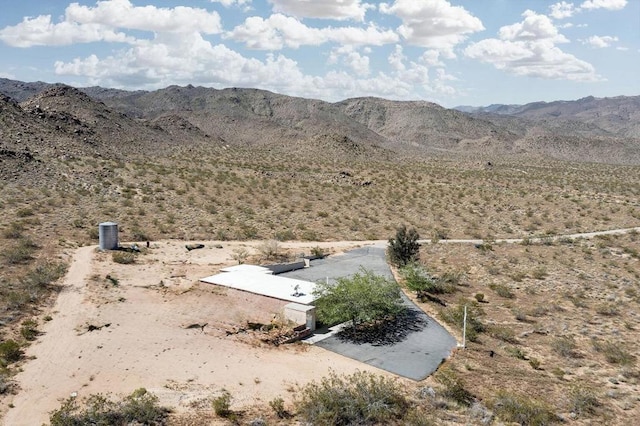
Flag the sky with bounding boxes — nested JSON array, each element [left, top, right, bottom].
[[0, 0, 637, 108]]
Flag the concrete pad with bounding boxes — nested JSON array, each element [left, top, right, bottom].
[[282, 246, 458, 380], [201, 272, 316, 304]]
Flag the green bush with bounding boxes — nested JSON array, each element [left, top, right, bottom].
[[492, 391, 557, 426], [399, 263, 436, 296], [529, 358, 541, 370], [20, 319, 39, 341], [506, 346, 527, 360], [2, 222, 24, 239], [313, 268, 404, 329], [387, 225, 420, 267], [274, 229, 296, 241], [400, 264, 460, 297], [269, 397, 289, 419], [0, 339, 23, 364], [49, 388, 169, 425], [310, 246, 325, 258], [213, 390, 232, 417], [489, 325, 519, 344], [295, 371, 410, 425]]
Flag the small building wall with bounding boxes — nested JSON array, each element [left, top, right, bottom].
[[266, 261, 306, 274], [284, 303, 316, 330]]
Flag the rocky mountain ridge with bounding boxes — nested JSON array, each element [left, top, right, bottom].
[[1, 78, 640, 171]]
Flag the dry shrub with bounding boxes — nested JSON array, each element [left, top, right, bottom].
[[295, 371, 409, 425], [492, 391, 557, 426], [112, 251, 136, 265]]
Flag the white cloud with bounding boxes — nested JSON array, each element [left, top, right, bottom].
[[268, 0, 372, 21], [210, 0, 252, 6], [328, 46, 370, 76], [580, 0, 627, 10], [499, 10, 568, 43], [379, 0, 483, 53], [0, 14, 135, 47], [388, 45, 406, 72], [66, 0, 222, 34], [228, 14, 324, 49], [421, 50, 444, 67], [549, 1, 576, 19], [0, 0, 222, 47], [582, 35, 619, 48], [53, 33, 454, 102], [465, 10, 601, 82], [227, 14, 398, 50]]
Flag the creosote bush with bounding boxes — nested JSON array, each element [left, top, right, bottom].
[[568, 384, 600, 417], [399, 263, 458, 297], [592, 340, 636, 365], [434, 366, 474, 406], [112, 251, 136, 265], [49, 388, 169, 425], [269, 396, 289, 419], [295, 371, 410, 425], [0, 339, 23, 365], [23, 261, 67, 288], [491, 391, 557, 426], [213, 389, 233, 418], [387, 225, 420, 267]]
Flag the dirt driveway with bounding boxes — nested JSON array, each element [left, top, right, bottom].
[[282, 246, 457, 380]]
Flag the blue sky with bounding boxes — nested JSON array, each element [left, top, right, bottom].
[[0, 0, 637, 107]]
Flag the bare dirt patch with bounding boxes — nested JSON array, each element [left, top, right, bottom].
[[3, 240, 388, 425]]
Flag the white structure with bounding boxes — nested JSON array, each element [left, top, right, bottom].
[[201, 269, 316, 305], [201, 264, 320, 329], [98, 222, 119, 250], [284, 303, 317, 331]]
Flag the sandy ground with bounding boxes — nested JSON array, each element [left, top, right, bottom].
[[3, 240, 390, 425]]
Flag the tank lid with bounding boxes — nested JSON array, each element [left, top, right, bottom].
[[99, 222, 118, 226]]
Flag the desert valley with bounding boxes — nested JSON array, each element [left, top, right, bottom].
[[1, 78, 640, 424]]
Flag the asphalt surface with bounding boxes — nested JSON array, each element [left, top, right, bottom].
[[281, 245, 457, 381]]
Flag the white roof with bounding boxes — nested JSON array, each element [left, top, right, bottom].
[[220, 264, 273, 274], [201, 271, 317, 304]]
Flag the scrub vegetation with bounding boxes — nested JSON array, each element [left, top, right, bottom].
[[2, 83, 640, 424]]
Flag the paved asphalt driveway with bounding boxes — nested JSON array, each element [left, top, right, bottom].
[[281, 245, 457, 381]]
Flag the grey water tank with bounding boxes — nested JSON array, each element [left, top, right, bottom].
[[99, 222, 119, 250]]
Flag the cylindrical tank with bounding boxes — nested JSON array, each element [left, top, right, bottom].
[[99, 222, 119, 250]]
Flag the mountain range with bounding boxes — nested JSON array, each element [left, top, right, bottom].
[[1, 77, 639, 178]]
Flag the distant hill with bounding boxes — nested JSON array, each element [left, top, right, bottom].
[[1, 78, 640, 166], [455, 95, 640, 138]]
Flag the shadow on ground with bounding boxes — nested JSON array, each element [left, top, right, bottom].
[[337, 307, 427, 346]]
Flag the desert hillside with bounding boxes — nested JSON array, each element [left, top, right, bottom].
[[1, 79, 640, 424]]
